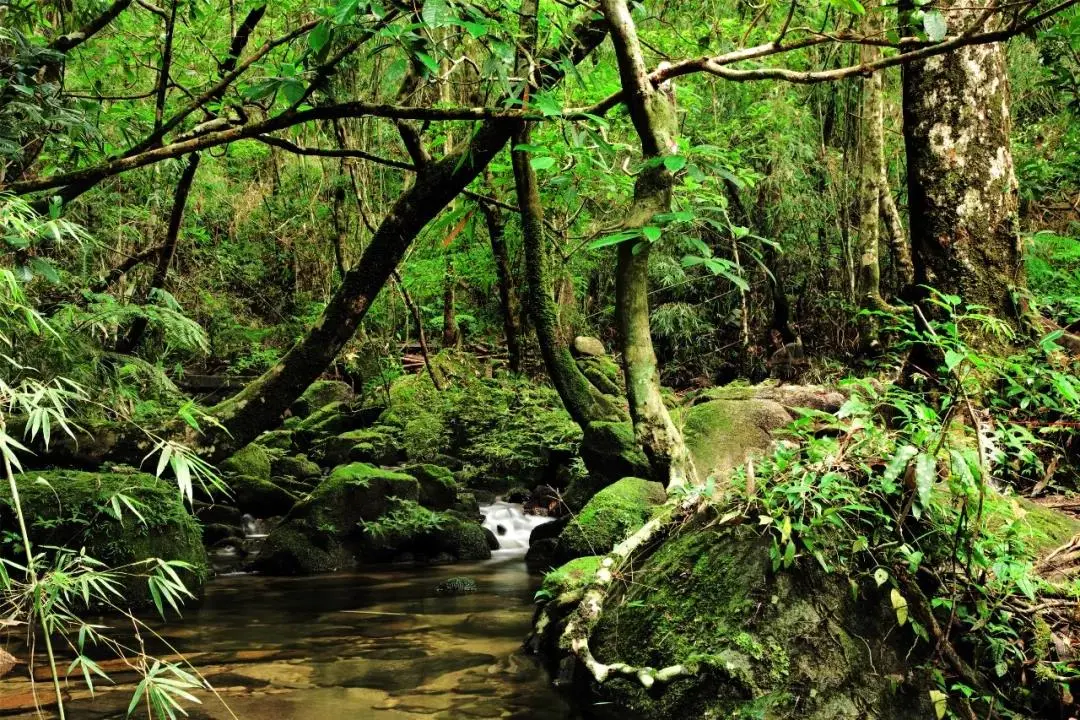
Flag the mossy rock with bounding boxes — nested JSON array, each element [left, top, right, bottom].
[[314, 427, 404, 468], [681, 398, 792, 482], [405, 463, 458, 510], [294, 401, 353, 446], [541, 555, 601, 599], [254, 428, 296, 452], [271, 453, 321, 483], [435, 576, 479, 595], [255, 463, 419, 575], [553, 525, 934, 720], [359, 503, 492, 565], [554, 477, 666, 562], [577, 355, 624, 397], [453, 490, 480, 518], [228, 474, 297, 517], [429, 517, 492, 561], [577, 421, 652, 500], [253, 521, 353, 575], [220, 443, 271, 482], [290, 380, 355, 418], [0, 470, 208, 607]]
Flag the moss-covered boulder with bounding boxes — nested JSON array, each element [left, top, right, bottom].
[[254, 428, 295, 452], [293, 401, 354, 446], [536, 526, 935, 720], [554, 477, 666, 562], [220, 444, 271, 481], [681, 398, 792, 481], [290, 380, 355, 418], [540, 555, 601, 599], [575, 422, 652, 503], [405, 463, 458, 510], [0, 470, 208, 606], [359, 500, 491, 564], [228, 474, 297, 517], [254, 463, 419, 574], [271, 453, 321, 483], [313, 427, 404, 468], [577, 355, 624, 397]]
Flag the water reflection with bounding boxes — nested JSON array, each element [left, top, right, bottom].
[[0, 528, 587, 719]]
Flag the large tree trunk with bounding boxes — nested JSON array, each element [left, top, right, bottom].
[[601, 0, 696, 489], [201, 15, 609, 457], [479, 198, 522, 373], [903, 10, 1023, 322], [512, 124, 624, 428], [856, 20, 887, 314]]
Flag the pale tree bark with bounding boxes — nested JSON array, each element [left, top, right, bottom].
[[602, 0, 697, 489], [856, 13, 887, 314], [903, 5, 1023, 325]]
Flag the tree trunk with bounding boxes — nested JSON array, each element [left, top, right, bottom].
[[115, 152, 201, 354], [856, 25, 886, 313], [392, 269, 443, 390], [601, 0, 696, 489], [903, 9, 1023, 323], [512, 124, 624, 427], [479, 198, 522, 373], [442, 258, 460, 349]]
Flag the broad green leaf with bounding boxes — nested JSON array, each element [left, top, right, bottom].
[[641, 226, 661, 242], [309, 22, 331, 53], [422, 0, 454, 27], [530, 156, 556, 171], [890, 588, 908, 625], [929, 690, 947, 719], [663, 156, 686, 172], [923, 10, 948, 41]]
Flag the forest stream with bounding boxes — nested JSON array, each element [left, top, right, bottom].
[[0, 505, 586, 720]]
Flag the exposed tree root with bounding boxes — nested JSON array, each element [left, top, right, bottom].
[[557, 493, 733, 687]]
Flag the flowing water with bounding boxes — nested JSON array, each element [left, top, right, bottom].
[[0, 505, 595, 720]]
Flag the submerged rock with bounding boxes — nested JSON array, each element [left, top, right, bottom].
[[0, 469, 208, 606], [554, 477, 666, 563], [434, 576, 479, 595]]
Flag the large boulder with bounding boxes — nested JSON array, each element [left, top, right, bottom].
[[554, 477, 666, 562], [220, 444, 271, 481], [572, 336, 607, 357], [312, 427, 404, 468], [405, 463, 458, 510], [271, 453, 321, 483], [532, 526, 936, 720], [254, 463, 419, 574], [0, 469, 208, 606], [681, 398, 793, 481], [290, 380, 355, 418], [360, 500, 492, 563], [293, 401, 354, 446]]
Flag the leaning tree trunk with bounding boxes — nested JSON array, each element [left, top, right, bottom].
[[602, 0, 696, 489], [512, 124, 625, 427], [903, 7, 1023, 324]]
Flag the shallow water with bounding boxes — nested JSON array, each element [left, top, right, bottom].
[[0, 515, 591, 719]]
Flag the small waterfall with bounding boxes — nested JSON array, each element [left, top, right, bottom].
[[481, 501, 553, 552]]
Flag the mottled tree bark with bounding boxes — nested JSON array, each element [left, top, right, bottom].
[[512, 124, 625, 427], [601, 0, 696, 489], [856, 18, 887, 314], [479, 198, 523, 373], [903, 9, 1023, 323], [442, 259, 461, 349]]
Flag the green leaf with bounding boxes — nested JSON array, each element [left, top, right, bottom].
[[663, 156, 686, 172], [530, 156, 556, 171], [929, 689, 947, 719], [890, 588, 908, 625], [587, 230, 640, 250], [914, 453, 936, 512], [422, 0, 454, 27], [309, 22, 331, 53], [923, 10, 948, 42], [943, 349, 965, 372], [873, 568, 889, 587], [641, 226, 662, 242]]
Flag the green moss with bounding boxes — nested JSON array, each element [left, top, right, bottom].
[[577, 421, 652, 496], [542, 556, 601, 598], [254, 521, 352, 575], [435, 576, 478, 595], [220, 443, 271, 481], [272, 454, 321, 482], [405, 463, 458, 510], [681, 399, 792, 480], [314, 426, 404, 467], [0, 470, 208, 606], [291, 380, 354, 418], [581, 524, 933, 720], [555, 477, 665, 561]]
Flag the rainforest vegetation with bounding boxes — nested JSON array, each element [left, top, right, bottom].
[[1, 0, 1080, 717]]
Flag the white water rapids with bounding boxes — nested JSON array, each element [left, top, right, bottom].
[[481, 501, 553, 553]]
